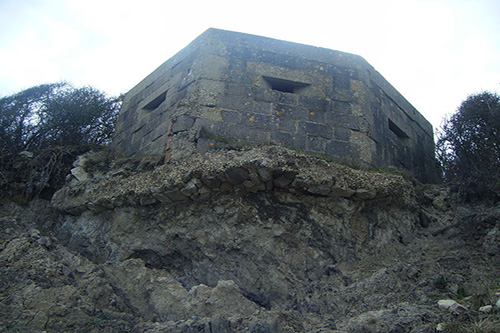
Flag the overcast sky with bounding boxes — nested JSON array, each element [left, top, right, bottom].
[[0, 0, 499, 131]]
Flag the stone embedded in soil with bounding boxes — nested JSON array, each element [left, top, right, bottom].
[[225, 167, 250, 185], [437, 300, 467, 313], [479, 305, 493, 313]]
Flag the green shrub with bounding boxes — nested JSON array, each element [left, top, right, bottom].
[[0, 82, 121, 201], [0, 82, 120, 158], [436, 91, 500, 202]]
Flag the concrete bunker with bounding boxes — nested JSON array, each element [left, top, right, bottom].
[[112, 28, 439, 182]]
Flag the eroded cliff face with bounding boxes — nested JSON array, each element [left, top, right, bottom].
[[1, 147, 499, 332]]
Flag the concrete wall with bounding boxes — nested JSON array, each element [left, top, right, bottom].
[[112, 28, 439, 182]]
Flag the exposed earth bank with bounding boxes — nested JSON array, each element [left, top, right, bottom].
[[1, 146, 499, 332]]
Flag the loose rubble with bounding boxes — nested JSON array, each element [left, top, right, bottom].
[[52, 146, 414, 214]]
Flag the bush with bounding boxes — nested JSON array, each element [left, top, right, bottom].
[[437, 91, 500, 202], [0, 82, 120, 158], [0, 82, 121, 201]]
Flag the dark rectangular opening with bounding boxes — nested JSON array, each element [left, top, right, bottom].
[[263, 76, 310, 94], [143, 90, 167, 110], [388, 119, 409, 139]]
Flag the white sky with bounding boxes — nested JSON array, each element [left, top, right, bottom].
[[0, 0, 499, 131]]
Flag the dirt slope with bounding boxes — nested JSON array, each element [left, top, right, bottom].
[[1, 146, 499, 332]]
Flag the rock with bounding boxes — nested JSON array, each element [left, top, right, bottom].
[[204, 317, 230, 332], [306, 181, 334, 196], [225, 167, 250, 185], [139, 195, 157, 206], [71, 166, 89, 182], [165, 189, 189, 202], [29, 228, 41, 239], [18, 150, 34, 158], [172, 115, 195, 134], [496, 299, 500, 309], [110, 168, 130, 177], [153, 192, 172, 203], [220, 182, 233, 192], [203, 280, 261, 317], [203, 177, 221, 189], [452, 303, 468, 314], [432, 195, 449, 212], [72, 154, 88, 168], [137, 156, 164, 170], [198, 185, 211, 200], [329, 186, 355, 198], [437, 299, 467, 313], [213, 206, 225, 215], [243, 181, 266, 193], [181, 179, 199, 197], [273, 172, 296, 188], [242, 179, 261, 189], [257, 167, 273, 182], [436, 323, 445, 331], [341, 304, 436, 333], [354, 188, 377, 200], [483, 228, 500, 255], [37, 236, 53, 249], [419, 209, 435, 228], [437, 299, 457, 309], [479, 305, 493, 313]]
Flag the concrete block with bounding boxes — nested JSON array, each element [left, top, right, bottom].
[[241, 112, 275, 130], [229, 57, 246, 71], [128, 135, 143, 156], [215, 123, 270, 143], [196, 138, 212, 154], [225, 83, 253, 98], [252, 101, 272, 115], [300, 121, 333, 139], [299, 96, 330, 111], [172, 115, 195, 134], [218, 95, 253, 111], [132, 121, 155, 139], [277, 117, 297, 133], [260, 51, 307, 71], [199, 106, 222, 122], [252, 87, 279, 103], [278, 93, 298, 106], [149, 121, 170, 142], [198, 54, 229, 80], [326, 140, 360, 159], [326, 113, 360, 131], [221, 109, 241, 124], [224, 70, 254, 85], [334, 128, 352, 141], [166, 88, 188, 107], [273, 103, 309, 120], [306, 136, 326, 152], [271, 131, 306, 150], [308, 110, 325, 123], [330, 100, 350, 115], [196, 80, 224, 107]]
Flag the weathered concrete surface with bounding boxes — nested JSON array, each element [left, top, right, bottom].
[[112, 28, 439, 183]]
